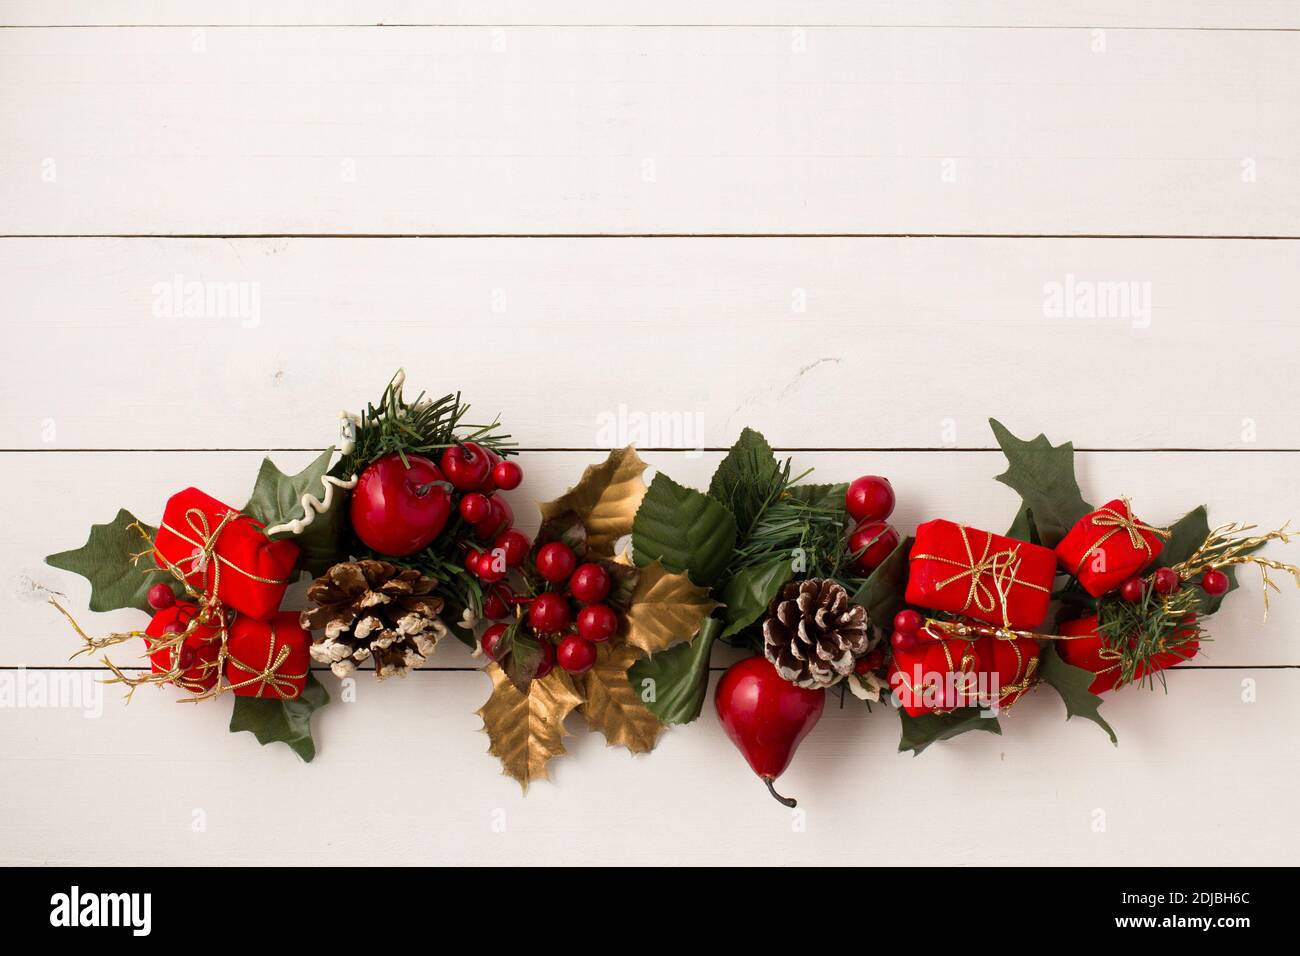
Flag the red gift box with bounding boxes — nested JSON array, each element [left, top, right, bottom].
[[144, 603, 223, 693], [905, 519, 1056, 629], [888, 623, 1039, 717], [1056, 614, 1198, 694], [1055, 498, 1168, 597], [153, 487, 299, 621], [224, 611, 311, 700]]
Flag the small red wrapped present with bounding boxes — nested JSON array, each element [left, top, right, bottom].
[[153, 487, 299, 621], [1055, 498, 1168, 597], [224, 611, 311, 700], [889, 624, 1039, 717], [144, 603, 222, 693], [1056, 614, 1198, 694], [905, 519, 1056, 629]]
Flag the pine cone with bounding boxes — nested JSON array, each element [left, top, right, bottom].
[[762, 578, 870, 689], [301, 560, 448, 680]]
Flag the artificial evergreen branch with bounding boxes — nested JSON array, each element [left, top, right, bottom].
[[1095, 586, 1202, 691]]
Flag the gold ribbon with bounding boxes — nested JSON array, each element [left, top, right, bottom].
[[1075, 498, 1170, 574], [224, 619, 306, 700], [160, 506, 292, 591], [912, 524, 1050, 617]]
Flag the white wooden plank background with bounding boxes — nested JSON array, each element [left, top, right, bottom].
[[2, 1, 1298, 866]]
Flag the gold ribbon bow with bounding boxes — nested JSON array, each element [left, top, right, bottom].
[[224, 620, 306, 700], [1077, 498, 1170, 572], [913, 524, 1050, 619], [159, 506, 291, 592]]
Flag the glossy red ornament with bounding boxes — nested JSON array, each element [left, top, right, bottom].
[[714, 656, 825, 807], [493, 528, 531, 567], [535, 541, 577, 583], [569, 563, 611, 604], [1153, 567, 1182, 595], [1201, 569, 1230, 597], [493, 459, 523, 491], [576, 603, 618, 643], [440, 442, 492, 491], [529, 592, 571, 633], [848, 519, 899, 574], [351, 453, 452, 557], [481, 623, 508, 661], [556, 634, 597, 674], [845, 475, 895, 523], [458, 492, 491, 524], [147, 583, 176, 611]]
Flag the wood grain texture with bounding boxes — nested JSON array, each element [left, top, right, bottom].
[[4, 237, 1298, 450], [2, 26, 1297, 236]]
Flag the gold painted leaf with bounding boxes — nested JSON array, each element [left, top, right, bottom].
[[539, 446, 648, 557], [622, 560, 721, 656], [477, 663, 584, 790], [579, 641, 664, 754]]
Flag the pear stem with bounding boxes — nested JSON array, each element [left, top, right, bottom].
[[763, 777, 797, 808]]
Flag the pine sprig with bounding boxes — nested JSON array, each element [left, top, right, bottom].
[[1095, 586, 1203, 691]]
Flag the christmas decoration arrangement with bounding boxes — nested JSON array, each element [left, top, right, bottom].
[[44, 402, 1299, 799], [46, 371, 522, 760]]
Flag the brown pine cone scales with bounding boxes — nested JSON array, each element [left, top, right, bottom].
[[762, 578, 870, 689], [300, 560, 448, 680]]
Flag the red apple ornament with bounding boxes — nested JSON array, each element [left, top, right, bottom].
[[714, 656, 826, 808], [350, 453, 453, 556]]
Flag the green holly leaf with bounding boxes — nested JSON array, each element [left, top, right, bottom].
[[850, 536, 912, 629], [1038, 643, 1117, 745], [627, 616, 722, 724], [633, 474, 738, 587], [1005, 503, 1042, 545], [1154, 505, 1257, 614], [243, 448, 345, 578], [718, 558, 795, 638], [898, 707, 1001, 756], [46, 508, 168, 613], [707, 428, 781, 536], [229, 673, 330, 762], [989, 418, 1093, 547]]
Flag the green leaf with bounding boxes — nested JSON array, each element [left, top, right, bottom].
[[228, 673, 330, 762], [707, 428, 781, 536], [1005, 503, 1042, 545], [243, 448, 346, 578], [633, 473, 738, 587], [849, 536, 912, 629], [785, 482, 847, 511], [898, 706, 1001, 756], [627, 616, 722, 724], [1038, 643, 1118, 745], [46, 508, 166, 613], [718, 558, 795, 638], [1154, 506, 1253, 613], [989, 418, 1093, 547]]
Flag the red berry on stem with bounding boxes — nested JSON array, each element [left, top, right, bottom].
[[481, 623, 508, 661], [855, 649, 885, 674], [474, 495, 513, 539], [893, 608, 922, 635], [493, 528, 531, 567], [482, 584, 513, 620], [533, 639, 555, 678], [576, 603, 618, 643], [1201, 569, 1230, 597], [351, 453, 452, 556], [848, 520, 900, 574], [478, 447, 502, 494], [459, 492, 491, 524], [535, 541, 577, 583], [892, 630, 919, 654], [440, 442, 492, 491], [529, 592, 571, 633], [556, 634, 598, 674], [1153, 567, 1182, 595], [569, 563, 612, 604], [1119, 576, 1147, 603], [493, 460, 523, 491], [476, 549, 507, 583], [147, 583, 176, 611], [845, 475, 895, 523]]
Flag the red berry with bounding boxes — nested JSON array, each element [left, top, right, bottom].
[[535, 541, 578, 583], [892, 630, 918, 654], [161, 621, 185, 636], [533, 639, 555, 678], [493, 460, 523, 491], [478, 447, 502, 494], [556, 634, 598, 674], [576, 603, 619, 643], [481, 623, 508, 660], [892, 609, 923, 635], [848, 520, 900, 574], [854, 649, 885, 674], [529, 592, 571, 633], [1153, 567, 1182, 595], [1119, 577, 1146, 603], [177, 644, 197, 671], [459, 492, 491, 524], [440, 442, 492, 491], [476, 549, 507, 583], [147, 583, 176, 610], [569, 563, 612, 604], [1201, 569, 1230, 597], [493, 528, 531, 567], [846, 475, 895, 523], [482, 584, 513, 620], [474, 495, 513, 540]]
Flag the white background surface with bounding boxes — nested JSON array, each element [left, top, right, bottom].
[[2, 2, 1298, 866]]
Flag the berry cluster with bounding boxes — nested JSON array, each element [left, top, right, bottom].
[[844, 475, 900, 575], [480, 540, 622, 678], [1118, 566, 1228, 603]]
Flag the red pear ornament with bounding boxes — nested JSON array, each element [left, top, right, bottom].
[[714, 656, 826, 808]]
